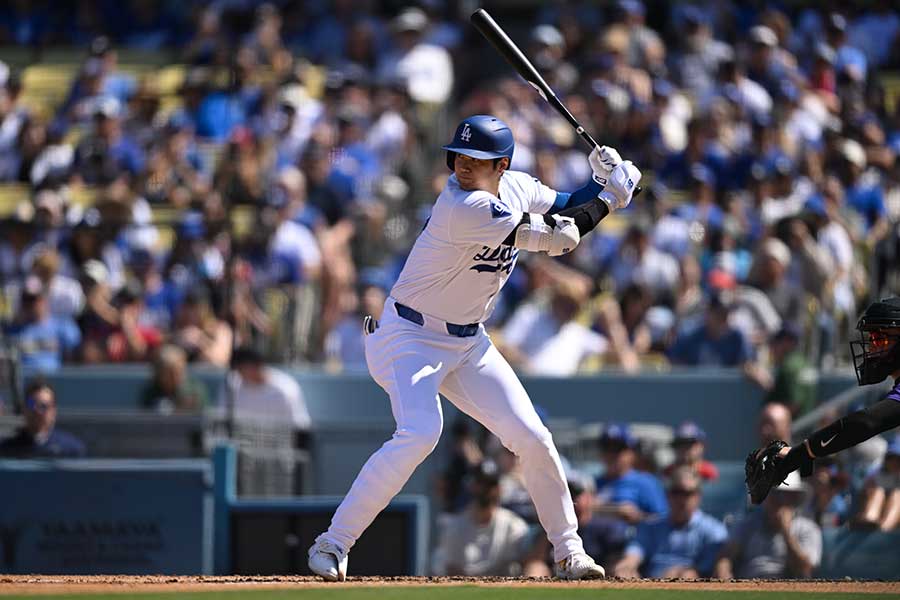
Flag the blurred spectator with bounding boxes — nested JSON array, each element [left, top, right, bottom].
[[104, 281, 162, 362], [171, 288, 232, 367], [614, 467, 727, 579], [663, 422, 719, 482], [0, 65, 27, 181], [669, 293, 769, 389], [28, 247, 85, 320], [0, 379, 85, 458], [765, 324, 816, 416], [140, 344, 209, 414], [611, 222, 680, 299], [500, 283, 607, 376], [758, 401, 793, 446], [222, 346, 311, 433], [715, 471, 822, 579], [324, 282, 386, 371], [3, 276, 81, 372], [434, 460, 535, 576], [73, 97, 144, 185], [801, 457, 851, 528], [594, 423, 668, 525], [437, 418, 484, 514], [854, 435, 900, 531], [594, 284, 653, 373], [378, 8, 453, 106]]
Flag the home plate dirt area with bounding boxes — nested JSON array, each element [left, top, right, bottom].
[[0, 575, 898, 599]]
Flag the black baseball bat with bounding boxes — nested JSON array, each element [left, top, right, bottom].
[[470, 8, 641, 195]]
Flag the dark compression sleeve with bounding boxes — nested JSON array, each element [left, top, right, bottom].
[[502, 198, 610, 246], [780, 397, 900, 475]]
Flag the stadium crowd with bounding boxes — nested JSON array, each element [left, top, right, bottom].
[[2, 0, 900, 578], [0, 1, 898, 391]]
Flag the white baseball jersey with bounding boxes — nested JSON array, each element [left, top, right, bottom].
[[391, 170, 558, 324]]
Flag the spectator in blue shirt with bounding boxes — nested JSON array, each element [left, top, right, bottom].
[[614, 467, 727, 579], [825, 13, 867, 82], [0, 379, 86, 458], [4, 276, 81, 372], [839, 138, 889, 246], [595, 423, 668, 524], [669, 292, 752, 367], [73, 97, 144, 185]]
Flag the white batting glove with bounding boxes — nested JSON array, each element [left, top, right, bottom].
[[598, 161, 642, 212], [589, 145, 623, 186]]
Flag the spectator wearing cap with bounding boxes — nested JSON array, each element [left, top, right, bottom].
[[668, 293, 756, 370], [716, 471, 822, 579], [594, 424, 668, 525], [664, 422, 719, 482], [855, 435, 900, 531], [529, 24, 578, 95], [825, 13, 867, 82], [378, 7, 453, 106], [104, 281, 163, 363], [809, 180, 855, 322], [77, 259, 118, 363], [746, 237, 803, 326], [765, 324, 816, 417], [126, 247, 182, 332], [140, 114, 208, 207], [657, 118, 729, 192], [745, 25, 793, 98], [593, 283, 654, 373], [73, 96, 144, 185], [669, 6, 733, 99], [614, 467, 727, 579], [264, 167, 323, 286], [213, 127, 266, 204], [0, 65, 28, 182], [172, 288, 232, 367], [612, 0, 665, 74], [272, 84, 324, 172], [140, 344, 209, 414], [4, 276, 81, 372], [434, 460, 536, 576], [839, 138, 889, 247], [0, 380, 85, 458]]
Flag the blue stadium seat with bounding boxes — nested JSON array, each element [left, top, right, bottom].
[[817, 528, 900, 579], [700, 461, 748, 521]]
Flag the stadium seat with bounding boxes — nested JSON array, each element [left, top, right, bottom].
[[817, 528, 900, 580], [0, 183, 29, 217], [699, 461, 748, 521], [20, 64, 77, 115]]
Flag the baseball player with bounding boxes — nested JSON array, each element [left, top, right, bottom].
[[746, 296, 900, 504], [308, 115, 641, 580]]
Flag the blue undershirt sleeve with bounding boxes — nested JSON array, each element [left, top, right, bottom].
[[550, 178, 603, 213]]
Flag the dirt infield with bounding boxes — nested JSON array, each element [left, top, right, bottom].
[[0, 575, 897, 596]]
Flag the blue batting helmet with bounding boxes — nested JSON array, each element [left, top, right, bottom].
[[442, 115, 514, 170]]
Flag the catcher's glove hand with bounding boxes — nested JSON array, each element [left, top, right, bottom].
[[745, 440, 790, 505]]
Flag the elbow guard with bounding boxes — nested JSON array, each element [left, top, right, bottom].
[[513, 213, 580, 256]]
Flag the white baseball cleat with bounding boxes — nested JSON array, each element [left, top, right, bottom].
[[307, 536, 349, 581], [555, 552, 606, 580]]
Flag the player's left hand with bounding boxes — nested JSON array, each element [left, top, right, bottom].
[[745, 439, 790, 505], [589, 145, 622, 185]]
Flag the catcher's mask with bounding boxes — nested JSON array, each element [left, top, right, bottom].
[[850, 297, 900, 386]]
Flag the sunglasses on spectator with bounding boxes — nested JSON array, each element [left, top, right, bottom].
[[668, 487, 699, 497]]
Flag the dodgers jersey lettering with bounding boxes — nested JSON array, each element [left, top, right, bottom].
[[391, 170, 558, 324]]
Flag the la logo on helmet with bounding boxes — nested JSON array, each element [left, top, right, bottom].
[[460, 123, 472, 142]]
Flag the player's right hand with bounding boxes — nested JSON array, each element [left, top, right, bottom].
[[598, 161, 641, 211], [589, 145, 622, 185]]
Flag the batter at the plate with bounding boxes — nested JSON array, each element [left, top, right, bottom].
[[308, 114, 642, 581]]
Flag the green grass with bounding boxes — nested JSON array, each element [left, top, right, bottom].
[[2, 589, 898, 600]]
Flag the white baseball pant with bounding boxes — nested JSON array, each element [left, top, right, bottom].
[[321, 298, 584, 563]]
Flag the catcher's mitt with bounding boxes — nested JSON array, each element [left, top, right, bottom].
[[745, 440, 790, 505]]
